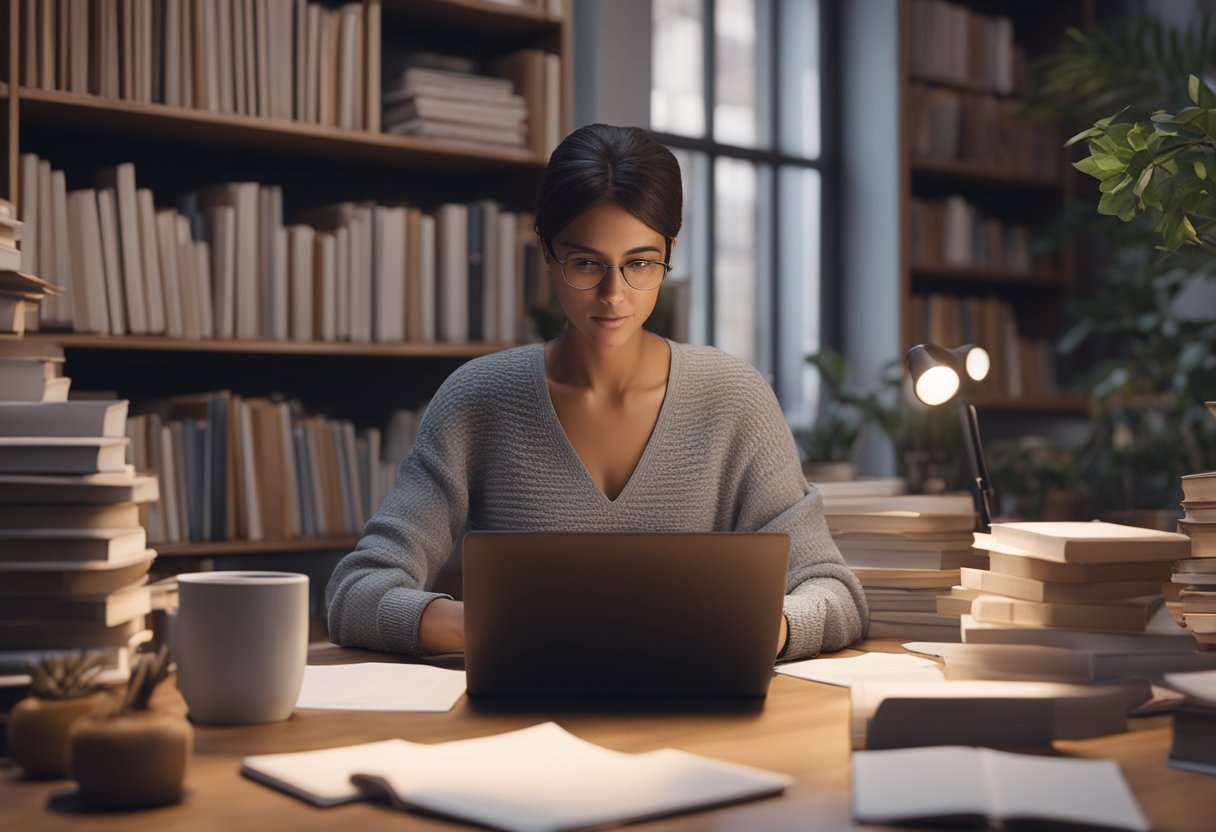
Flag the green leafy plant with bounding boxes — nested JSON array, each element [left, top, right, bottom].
[[797, 349, 897, 463], [1068, 73, 1216, 252], [987, 437, 1077, 520]]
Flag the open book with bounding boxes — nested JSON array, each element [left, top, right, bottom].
[[853, 746, 1150, 831], [241, 722, 792, 832]]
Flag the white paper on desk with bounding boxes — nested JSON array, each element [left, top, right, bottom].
[[295, 663, 466, 712], [775, 652, 942, 687]]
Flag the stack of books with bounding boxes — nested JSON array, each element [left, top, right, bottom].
[[1165, 669, 1216, 775], [0, 348, 158, 686], [382, 66, 529, 149], [1176, 402, 1216, 649], [1, 199, 57, 337], [823, 493, 982, 641]]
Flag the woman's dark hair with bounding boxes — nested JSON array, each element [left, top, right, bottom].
[[535, 124, 683, 260]]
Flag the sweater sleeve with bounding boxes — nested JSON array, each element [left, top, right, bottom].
[[325, 376, 474, 656], [732, 377, 870, 659]]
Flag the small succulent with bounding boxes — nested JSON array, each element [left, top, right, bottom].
[[26, 652, 108, 700], [117, 646, 172, 713]]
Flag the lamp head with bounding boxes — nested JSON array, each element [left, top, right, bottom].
[[953, 344, 990, 382], [905, 343, 961, 406]]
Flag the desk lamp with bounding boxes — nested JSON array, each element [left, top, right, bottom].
[[905, 343, 994, 530]]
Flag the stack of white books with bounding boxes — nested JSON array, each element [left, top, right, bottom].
[[823, 493, 982, 641], [1176, 401, 1216, 649], [382, 67, 528, 148], [0, 344, 159, 684]]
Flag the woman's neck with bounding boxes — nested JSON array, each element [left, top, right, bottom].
[[546, 327, 665, 396]]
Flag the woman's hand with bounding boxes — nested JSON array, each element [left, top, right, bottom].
[[776, 613, 789, 658], [419, 598, 465, 655]]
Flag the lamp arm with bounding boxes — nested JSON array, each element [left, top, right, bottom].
[[958, 403, 994, 531]]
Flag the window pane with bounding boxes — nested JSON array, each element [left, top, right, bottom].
[[777, 167, 821, 424], [714, 0, 761, 147], [778, 0, 821, 158], [714, 157, 762, 368], [668, 148, 710, 345], [652, 0, 706, 137]]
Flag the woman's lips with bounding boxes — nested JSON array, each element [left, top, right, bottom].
[[592, 315, 629, 329]]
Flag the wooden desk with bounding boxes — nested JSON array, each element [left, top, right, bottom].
[[2, 640, 1214, 832]]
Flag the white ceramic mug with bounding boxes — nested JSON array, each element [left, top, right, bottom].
[[172, 571, 308, 725]]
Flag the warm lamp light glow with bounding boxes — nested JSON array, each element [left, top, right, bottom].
[[963, 347, 990, 382], [914, 365, 960, 406]]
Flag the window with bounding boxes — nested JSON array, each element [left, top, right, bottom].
[[652, 0, 828, 424]]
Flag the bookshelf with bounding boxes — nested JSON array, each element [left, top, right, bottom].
[[899, 0, 1091, 414], [0, 0, 571, 555]]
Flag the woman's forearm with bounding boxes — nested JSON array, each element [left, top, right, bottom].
[[418, 598, 465, 655]]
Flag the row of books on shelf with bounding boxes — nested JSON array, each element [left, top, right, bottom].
[[17, 154, 548, 344], [385, 52, 561, 155], [909, 196, 1039, 273], [906, 0, 1030, 95], [125, 392, 420, 546], [22, 0, 382, 131], [908, 81, 1060, 176], [907, 293, 1059, 398]]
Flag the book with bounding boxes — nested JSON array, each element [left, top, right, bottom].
[[0, 527, 147, 562], [959, 567, 1165, 604], [827, 510, 976, 534], [985, 550, 1174, 584], [0, 437, 129, 474], [970, 593, 1163, 633], [851, 567, 960, 589], [0, 400, 129, 437], [1178, 520, 1216, 556], [0, 549, 156, 596], [241, 721, 792, 831], [0, 471, 158, 504], [1182, 471, 1216, 502], [909, 641, 1216, 684], [852, 746, 1149, 831], [0, 501, 140, 530], [1164, 669, 1216, 774], [851, 678, 1145, 750], [987, 521, 1191, 564], [0, 362, 70, 402], [838, 546, 984, 571], [960, 605, 1198, 653], [0, 614, 145, 650], [0, 583, 150, 626]]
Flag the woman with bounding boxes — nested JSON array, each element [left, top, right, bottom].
[[326, 124, 868, 659]]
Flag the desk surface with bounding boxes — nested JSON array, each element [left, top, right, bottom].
[[2, 640, 1214, 832]]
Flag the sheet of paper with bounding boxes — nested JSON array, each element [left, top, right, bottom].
[[295, 662, 466, 712], [776, 651, 942, 687]]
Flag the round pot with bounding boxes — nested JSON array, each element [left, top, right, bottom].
[[802, 461, 857, 483], [68, 710, 192, 809], [6, 692, 107, 779]]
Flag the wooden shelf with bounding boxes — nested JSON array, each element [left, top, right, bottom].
[[16, 87, 545, 171], [908, 73, 1023, 99], [911, 264, 1067, 288], [155, 536, 359, 558], [25, 332, 518, 358], [969, 394, 1089, 414], [911, 157, 1061, 188], [383, 0, 560, 35]]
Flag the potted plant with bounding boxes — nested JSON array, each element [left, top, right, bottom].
[[797, 349, 888, 481], [68, 646, 192, 809], [6, 652, 109, 779]]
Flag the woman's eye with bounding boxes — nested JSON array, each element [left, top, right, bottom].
[[625, 260, 650, 269], [574, 260, 602, 270]]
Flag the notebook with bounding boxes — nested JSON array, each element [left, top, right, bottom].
[[461, 532, 790, 697]]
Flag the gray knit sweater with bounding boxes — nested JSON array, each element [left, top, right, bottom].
[[326, 340, 869, 659]]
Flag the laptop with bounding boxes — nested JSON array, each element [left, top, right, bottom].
[[462, 532, 790, 698]]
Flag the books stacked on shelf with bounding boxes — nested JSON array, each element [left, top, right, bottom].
[[1164, 669, 1216, 775], [909, 196, 1038, 273], [907, 81, 1059, 177], [125, 394, 423, 546], [1176, 407, 1216, 648], [381, 61, 529, 150], [824, 493, 981, 642], [20, 0, 381, 130], [0, 200, 59, 338], [907, 0, 1027, 96], [0, 339, 158, 683], [907, 293, 1058, 398], [16, 154, 545, 344]]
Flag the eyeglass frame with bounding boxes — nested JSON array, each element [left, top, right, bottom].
[[542, 238, 673, 292]]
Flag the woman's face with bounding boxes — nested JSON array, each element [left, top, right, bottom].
[[546, 201, 668, 350]]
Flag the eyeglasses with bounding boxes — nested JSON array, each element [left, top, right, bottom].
[[549, 252, 672, 291]]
